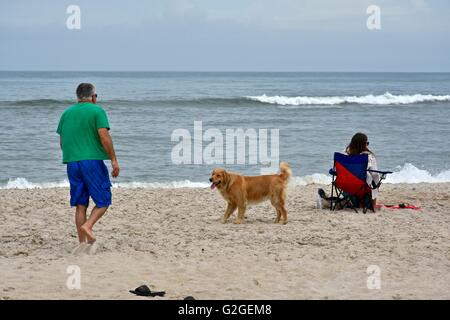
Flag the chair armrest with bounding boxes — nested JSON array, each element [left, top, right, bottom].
[[367, 169, 393, 175], [368, 169, 392, 189]]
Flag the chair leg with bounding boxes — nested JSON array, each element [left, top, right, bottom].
[[330, 183, 334, 211], [362, 193, 375, 213], [343, 197, 358, 213], [331, 187, 347, 212], [331, 185, 340, 212]]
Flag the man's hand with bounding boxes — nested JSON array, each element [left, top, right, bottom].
[[111, 160, 120, 178], [98, 128, 119, 178]]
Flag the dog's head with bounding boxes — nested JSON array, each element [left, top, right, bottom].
[[209, 168, 228, 190]]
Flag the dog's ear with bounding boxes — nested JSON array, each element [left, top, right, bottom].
[[223, 170, 230, 184]]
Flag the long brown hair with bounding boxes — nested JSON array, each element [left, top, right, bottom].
[[346, 132, 372, 155]]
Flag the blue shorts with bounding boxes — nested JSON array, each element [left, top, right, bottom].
[[67, 160, 112, 208]]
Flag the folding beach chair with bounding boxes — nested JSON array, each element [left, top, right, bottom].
[[328, 152, 392, 213]]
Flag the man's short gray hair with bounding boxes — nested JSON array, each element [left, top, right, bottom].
[[76, 83, 96, 100]]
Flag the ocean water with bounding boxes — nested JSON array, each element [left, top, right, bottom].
[[1, 71, 449, 189]]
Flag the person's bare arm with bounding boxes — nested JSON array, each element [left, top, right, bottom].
[[98, 128, 120, 178]]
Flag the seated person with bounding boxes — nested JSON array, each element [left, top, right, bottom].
[[318, 132, 380, 210]]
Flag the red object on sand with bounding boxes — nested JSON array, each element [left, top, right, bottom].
[[377, 204, 422, 210]]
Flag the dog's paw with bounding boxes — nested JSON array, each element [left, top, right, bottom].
[[279, 219, 288, 225], [220, 218, 227, 224], [273, 219, 280, 224], [233, 219, 243, 224]]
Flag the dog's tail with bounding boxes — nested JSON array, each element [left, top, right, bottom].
[[279, 162, 292, 182]]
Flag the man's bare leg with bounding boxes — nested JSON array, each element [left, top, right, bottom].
[[81, 206, 108, 243], [75, 205, 88, 243]]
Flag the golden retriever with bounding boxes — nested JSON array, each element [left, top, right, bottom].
[[209, 162, 292, 224]]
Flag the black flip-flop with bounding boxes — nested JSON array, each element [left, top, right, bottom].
[[129, 285, 165, 297], [318, 188, 327, 199], [318, 188, 338, 201]]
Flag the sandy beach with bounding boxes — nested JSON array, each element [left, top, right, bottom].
[[0, 183, 449, 300]]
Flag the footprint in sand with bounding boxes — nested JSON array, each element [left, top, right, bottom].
[[71, 242, 98, 255], [84, 242, 98, 255], [71, 243, 88, 255]]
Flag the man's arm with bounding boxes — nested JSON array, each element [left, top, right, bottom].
[[98, 128, 120, 178]]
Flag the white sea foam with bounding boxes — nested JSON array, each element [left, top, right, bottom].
[[113, 180, 210, 189], [291, 164, 450, 185], [384, 163, 450, 184], [290, 173, 331, 186], [1, 177, 70, 189], [246, 92, 450, 106], [0, 178, 209, 190], [2, 164, 449, 189]]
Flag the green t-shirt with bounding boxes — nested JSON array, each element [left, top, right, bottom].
[[57, 102, 110, 163]]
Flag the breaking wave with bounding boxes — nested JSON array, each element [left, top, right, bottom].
[[2, 92, 449, 108], [2, 164, 449, 189], [246, 92, 450, 106]]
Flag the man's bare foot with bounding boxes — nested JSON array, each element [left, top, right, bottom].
[[80, 224, 96, 243]]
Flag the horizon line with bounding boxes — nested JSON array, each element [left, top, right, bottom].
[[1, 70, 450, 73]]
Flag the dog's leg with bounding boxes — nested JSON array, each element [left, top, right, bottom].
[[234, 206, 246, 224], [274, 207, 282, 223], [278, 192, 288, 225], [271, 199, 281, 223], [279, 205, 288, 224], [221, 203, 236, 224]]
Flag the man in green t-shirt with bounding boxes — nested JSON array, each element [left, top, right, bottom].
[[57, 83, 120, 247]]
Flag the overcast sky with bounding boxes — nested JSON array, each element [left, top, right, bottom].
[[0, 0, 449, 71]]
